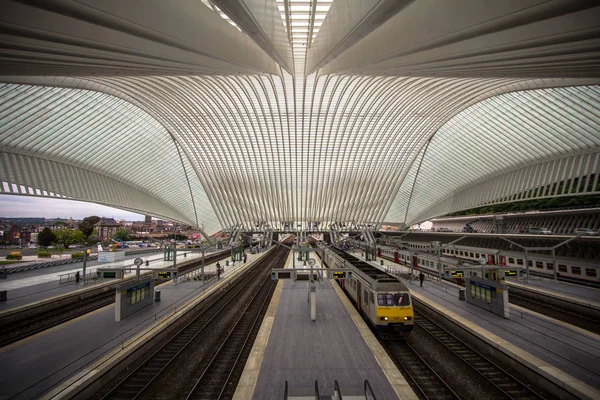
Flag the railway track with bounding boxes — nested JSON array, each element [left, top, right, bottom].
[[184, 264, 275, 399], [413, 312, 545, 400], [385, 340, 460, 399], [508, 292, 600, 335], [98, 243, 289, 400]]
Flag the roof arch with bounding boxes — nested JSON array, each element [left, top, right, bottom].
[[1, 0, 600, 233]]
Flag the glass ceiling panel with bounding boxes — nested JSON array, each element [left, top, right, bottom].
[[0, 83, 220, 232], [386, 86, 600, 225]]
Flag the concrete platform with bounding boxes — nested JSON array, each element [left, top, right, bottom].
[[234, 252, 416, 400], [0, 250, 264, 400], [0, 250, 209, 311]]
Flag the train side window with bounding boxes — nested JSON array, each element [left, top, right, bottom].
[[558, 264, 568, 273], [508, 257, 515, 264], [536, 261, 543, 269], [586, 268, 596, 277], [469, 252, 474, 258], [517, 259, 524, 266], [571, 266, 581, 275], [546, 263, 553, 270], [475, 253, 480, 259], [459, 251, 464, 256], [364, 290, 369, 303], [451, 250, 455, 255], [528, 260, 533, 267]]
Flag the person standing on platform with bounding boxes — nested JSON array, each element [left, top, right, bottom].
[[419, 272, 425, 287], [75, 271, 80, 283], [216, 262, 221, 279], [243, 253, 247, 264]]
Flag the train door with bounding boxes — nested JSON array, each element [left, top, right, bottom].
[[500, 255, 506, 266], [487, 254, 495, 265], [394, 251, 399, 263], [377, 247, 382, 257], [412, 255, 418, 269]]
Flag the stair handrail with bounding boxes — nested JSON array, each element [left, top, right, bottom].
[[333, 380, 343, 400], [364, 380, 378, 400]]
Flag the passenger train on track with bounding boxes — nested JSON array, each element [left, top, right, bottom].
[[373, 241, 600, 287], [319, 244, 414, 338]]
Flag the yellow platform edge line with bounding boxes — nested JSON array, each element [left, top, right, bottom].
[[330, 280, 418, 400], [314, 250, 418, 400]]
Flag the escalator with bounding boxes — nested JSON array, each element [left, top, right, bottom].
[[284, 379, 377, 399]]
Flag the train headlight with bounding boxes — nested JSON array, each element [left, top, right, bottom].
[[404, 316, 411, 321], [380, 316, 389, 321]]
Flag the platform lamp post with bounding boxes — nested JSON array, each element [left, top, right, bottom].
[[82, 243, 88, 283]]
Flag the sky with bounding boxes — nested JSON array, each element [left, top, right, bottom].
[[0, 195, 145, 221]]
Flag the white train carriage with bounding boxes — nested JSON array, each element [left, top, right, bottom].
[[321, 246, 414, 336]]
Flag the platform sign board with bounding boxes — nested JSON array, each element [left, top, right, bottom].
[[450, 270, 464, 278], [157, 271, 172, 279], [504, 270, 517, 277], [98, 251, 125, 263], [115, 276, 154, 321], [465, 277, 509, 319], [332, 271, 352, 280], [272, 270, 293, 280]]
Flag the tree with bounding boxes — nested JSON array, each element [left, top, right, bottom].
[[78, 215, 100, 241], [113, 228, 132, 242], [53, 228, 85, 249], [37, 227, 56, 248]]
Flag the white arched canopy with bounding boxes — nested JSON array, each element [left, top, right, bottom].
[[0, 0, 599, 233]]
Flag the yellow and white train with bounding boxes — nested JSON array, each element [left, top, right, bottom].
[[321, 244, 414, 338]]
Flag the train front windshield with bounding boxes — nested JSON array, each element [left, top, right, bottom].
[[378, 293, 411, 306]]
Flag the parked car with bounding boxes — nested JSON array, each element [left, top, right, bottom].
[[527, 227, 552, 235], [573, 228, 597, 236]]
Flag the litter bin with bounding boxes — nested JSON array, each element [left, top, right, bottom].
[[154, 290, 161, 302], [0, 290, 7, 302], [458, 288, 465, 301]]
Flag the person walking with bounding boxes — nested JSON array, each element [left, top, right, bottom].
[[419, 272, 425, 287], [216, 262, 221, 279]]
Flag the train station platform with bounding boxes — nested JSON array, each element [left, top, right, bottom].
[[0, 249, 265, 400], [351, 251, 600, 400], [234, 252, 416, 400], [505, 276, 600, 306], [0, 250, 205, 311]]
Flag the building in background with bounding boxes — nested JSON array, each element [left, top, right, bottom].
[[95, 218, 120, 241]]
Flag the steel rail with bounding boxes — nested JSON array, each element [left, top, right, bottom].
[[184, 253, 284, 399], [415, 312, 546, 400], [385, 340, 460, 400], [100, 256, 273, 399]]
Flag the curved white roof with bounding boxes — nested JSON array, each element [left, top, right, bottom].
[[0, 0, 599, 235]]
